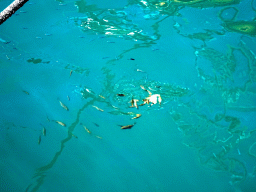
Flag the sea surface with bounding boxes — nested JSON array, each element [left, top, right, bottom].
[[1, 0, 256, 191]]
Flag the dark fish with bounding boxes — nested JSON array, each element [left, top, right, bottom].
[[72, 134, 78, 139], [117, 94, 125, 96], [38, 135, 41, 145], [22, 90, 29, 95], [93, 122, 99, 127], [120, 122, 136, 130]]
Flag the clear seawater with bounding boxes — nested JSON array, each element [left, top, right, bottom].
[[1, 0, 256, 191]]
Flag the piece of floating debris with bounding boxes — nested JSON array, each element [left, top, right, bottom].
[[38, 135, 41, 145], [131, 114, 141, 119], [117, 94, 125, 96], [99, 95, 105, 99], [55, 121, 66, 127], [136, 69, 146, 73], [120, 123, 136, 129], [59, 100, 69, 111], [85, 88, 92, 93], [22, 90, 29, 95], [92, 105, 104, 112]]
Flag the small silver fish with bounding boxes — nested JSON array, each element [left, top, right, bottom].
[[99, 95, 105, 99], [56, 121, 66, 127], [92, 105, 104, 112], [42, 127, 46, 136], [131, 114, 141, 119], [95, 135, 102, 139], [82, 124, 91, 134], [59, 100, 69, 111]]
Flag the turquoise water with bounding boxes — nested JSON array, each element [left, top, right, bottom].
[[1, 0, 256, 191]]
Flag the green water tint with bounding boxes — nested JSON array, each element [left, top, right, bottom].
[[79, 77, 189, 116], [218, 7, 239, 21], [74, 1, 153, 41], [26, 99, 96, 192], [169, 102, 255, 184], [111, 79, 189, 108], [169, 0, 241, 8], [218, 6, 256, 36], [73, 0, 247, 45], [27, 58, 50, 64], [73, 0, 181, 42], [75, 0, 234, 43], [183, 39, 256, 183], [195, 44, 256, 104], [23, 0, 256, 189], [129, 0, 180, 16], [224, 21, 256, 36], [64, 63, 90, 75], [196, 47, 236, 81], [130, 0, 240, 9], [27, 58, 42, 64], [186, 32, 214, 41]]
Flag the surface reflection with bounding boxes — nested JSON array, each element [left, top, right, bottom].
[[2, 0, 254, 191]]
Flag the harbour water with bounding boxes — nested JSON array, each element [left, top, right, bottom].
[[1, 0, 256, 191]]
